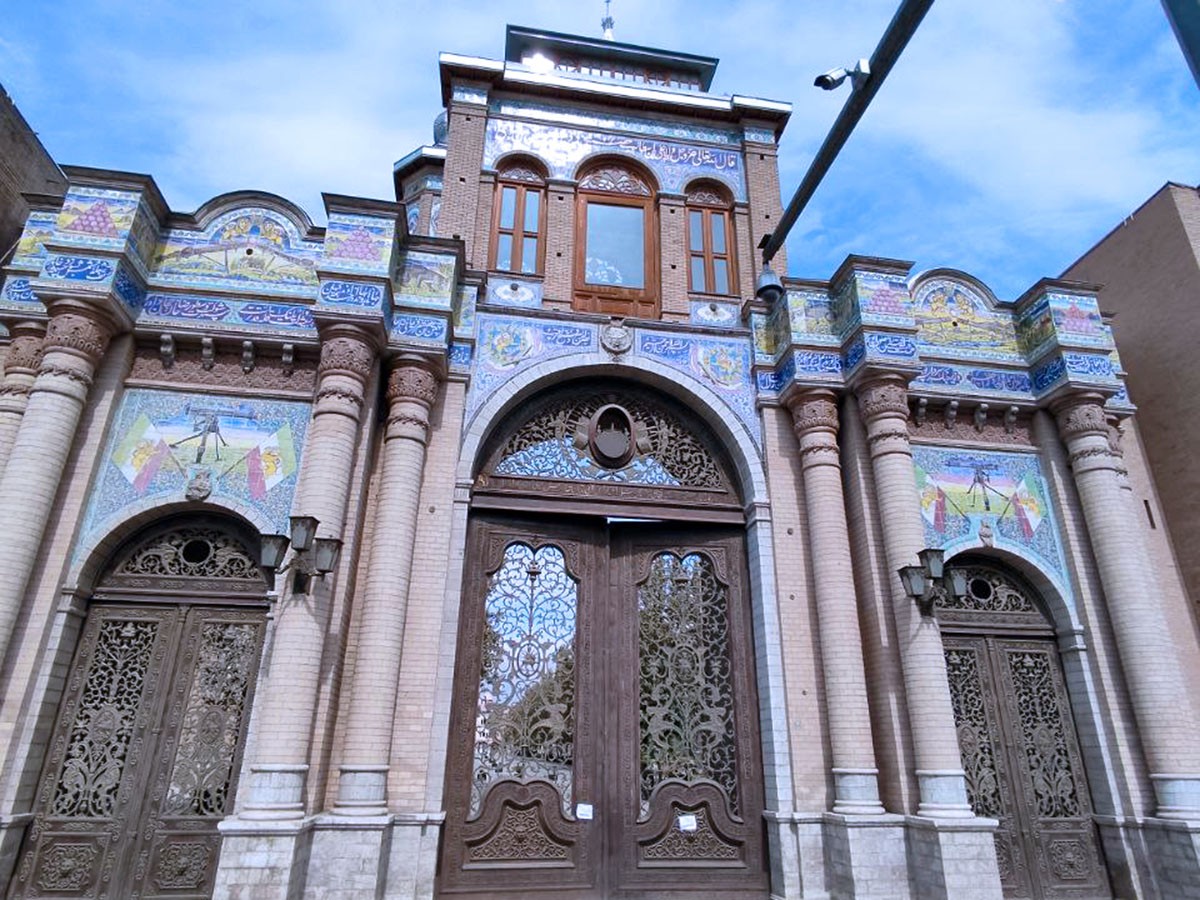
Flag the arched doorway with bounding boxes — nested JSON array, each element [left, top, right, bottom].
[[940, 557, 1110, 899], [9, 519, 269, 900], [438, 382, 768, 899]]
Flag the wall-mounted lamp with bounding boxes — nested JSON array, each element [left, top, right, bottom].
[[260, 515, 343, 594], [898, 548, 967, 619]]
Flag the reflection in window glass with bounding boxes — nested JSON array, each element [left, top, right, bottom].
[[524, 192, 540, 232], [496, 234, 513, 271], [711, 215, 726, 254], [689, 211, 704, 253], [499, 187, 517, 230], [713, 259, 729, 295], [691, 257, 707, 294], [585, 204, 644, 288]]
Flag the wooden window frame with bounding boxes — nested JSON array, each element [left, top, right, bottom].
[[686, 188, 737, 298], [573, 165, 659, 319], [489, 168, 546, 277]]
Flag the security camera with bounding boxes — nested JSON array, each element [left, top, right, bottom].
[[814, 59, 870, 91], [814, 67, 849, 90]]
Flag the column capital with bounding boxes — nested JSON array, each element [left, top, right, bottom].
[[316, 323, 379, 386], [2, 322, 47, 377], [384, 356, 441, 441], [41, 300, 116, 367], [1051, 392, 1109, 442], [855, 375, 909, 425], [787, 388, 839, 435]]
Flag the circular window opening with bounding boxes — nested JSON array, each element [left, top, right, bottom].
[[182, 538, 213, 565], [589, 404, 635, 469], [969, 577, 993, 602]]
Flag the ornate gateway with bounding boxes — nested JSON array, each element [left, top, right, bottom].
[[941, 560, 1110, 899], [10, 523, 268, 900], [442, 384, 765, 899]]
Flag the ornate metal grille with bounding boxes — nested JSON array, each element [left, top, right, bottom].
[[490, 393, 728, 490], [940, 566, 1037, 614], [112, 528, 261, 581], [578, 165, 652, 196], [945, 646, 1003, 818], [52, 618, 159, 818], [637, 552, 738, 818], [472, 542, 578, 817], [162, 621, 260, 816], [1005, 647, 1081, 819]]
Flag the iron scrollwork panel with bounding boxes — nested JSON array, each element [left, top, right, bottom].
[[997, 640, 1108, 897], [133, 608, 266, 899], [11, 606, 181, 900], [615, 530, 767, 896], [440, 518, 597, 895], [944, 637, 1034, 898]]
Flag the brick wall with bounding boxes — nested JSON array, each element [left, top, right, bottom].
[[0, 86, 66, 262]]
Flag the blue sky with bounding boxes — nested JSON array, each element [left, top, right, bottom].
[[2, 1, 1197, 299]]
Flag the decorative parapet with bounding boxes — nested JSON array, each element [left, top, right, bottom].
[[752, 258, 1131, 417]]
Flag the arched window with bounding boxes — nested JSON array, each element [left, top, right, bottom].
[[574, 161, 658, 318], [490, 159, 546, 276], [685, 182, 736, 296]]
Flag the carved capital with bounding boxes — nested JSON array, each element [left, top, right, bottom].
[[318, 333, 376, 381], [1053, 394, 1108, 443], [3, 324, 46, 375], [856, 377, 909, 424], [42, 310, 111, 363], [386, 360, 440, 409], [789, 391, 839, 437]]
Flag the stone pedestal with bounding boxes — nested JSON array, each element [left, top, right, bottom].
[[823, 814, 909, 900], [905, 816, 1003, 900], [213, 818, 314, 900]]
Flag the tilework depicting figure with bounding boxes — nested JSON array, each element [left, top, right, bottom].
[[77, 389, 311, 560], [484, 117, 747, 201], [844, 271, 913, 330], [913, 445, 1070, 595], [394, 250, 457, 310], [1017, 291, 1113, 359], [913, 278, 1021, 363], [467, 314, 598, 417], [153, 208, 320, 296], [454, 285, 478, 336], [635, 331, 760, 444]]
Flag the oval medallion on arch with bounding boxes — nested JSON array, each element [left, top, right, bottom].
[[473, 381, 744, 522]]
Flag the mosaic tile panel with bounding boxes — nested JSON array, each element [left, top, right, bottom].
[[41, 254, 116, 286], [454, 285, 478, 336], [492, 98, 742, 146], [635, 330, 759, 444], [787, 289, 838, 340], [486, 278, 543, 309], [912, 364, 1033, 398], [323, 213, 395, 275], [394, 251, 456, 310], [77, 389, 311, 560], [690, 300, 739, 328], [391, 313, 449, 344], [484, 118, 747, 201], [317, 279, 386, 311], [467, 314, 597, 417], [112, 264, 146, 313], [153, 208, 320, 296], [914, 278, 1021, 363], [913, 446, 1070, 596], [54, 187, 139, 250], [10, 210, 57, 270], [0, 276, 38, 309], [449, 342, 473, 368], [853, 272, 913, 327], [139, 293, 315, 335]]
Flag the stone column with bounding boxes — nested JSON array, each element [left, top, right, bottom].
[[788, 390, 884, 815], [855, 376, 972, 818], [0, 322, 46, 474], [241, 324, 377, 819], [335, 357, 440, 815], [0, 302, 112, 668], [1054, 393, 1200, 819]]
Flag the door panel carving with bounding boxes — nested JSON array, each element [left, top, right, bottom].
[[942, 561, 1109, 900], [439, 517, 766, 899]]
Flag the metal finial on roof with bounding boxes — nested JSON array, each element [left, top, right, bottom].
[[602, 0, 614, 40]]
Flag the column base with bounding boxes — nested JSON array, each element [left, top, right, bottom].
[[904, 815, 1003, 900], [240, 763, 309, 820], [1141, 816, 1200, 900], [823, 812, 908, 899], [831, 768, 886, 816], [382, 812, 445, 900], [1151, 774, 1200, 820], [214, 816, 314, 900], [332, 764, 389, 816], [763, 810, 825, 899], [304, 814, 393, 899], [915, 769, 975, 818]]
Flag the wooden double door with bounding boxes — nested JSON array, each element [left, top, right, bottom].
[[438, 515, 768, 899], [10, 602, 266, 900]]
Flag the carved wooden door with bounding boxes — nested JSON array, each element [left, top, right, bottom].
[[944, 633, 1109, 898], [438, 516, 766, 899], [10, 603, 265, 900]]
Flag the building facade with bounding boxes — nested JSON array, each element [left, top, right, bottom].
[[0, 25, 1197, 900]]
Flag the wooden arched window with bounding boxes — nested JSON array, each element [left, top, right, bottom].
[[685, 182, 736, 296], [490, 159, 546, 276], [574, 161, 658, 319]]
